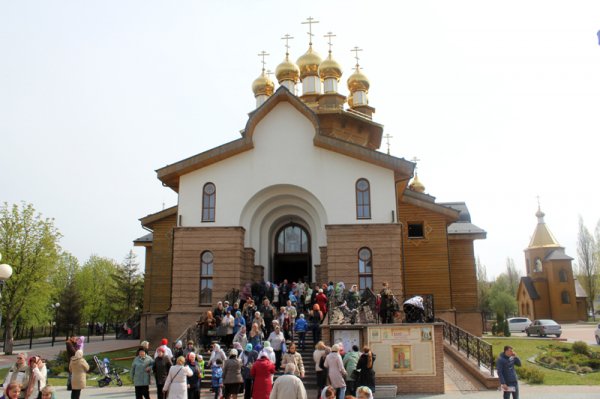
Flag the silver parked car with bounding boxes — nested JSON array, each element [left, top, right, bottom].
[[507, 317, 532, 333], [525, 319, 562, 338]]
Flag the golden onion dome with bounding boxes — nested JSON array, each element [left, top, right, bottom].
[[347, 68, 370, 93], [319, 53, 342, 80], [251, 72, 275, 97], [275, 56, 300, 83], [409, 174, 425, 193], [296, 46, 322, 80]]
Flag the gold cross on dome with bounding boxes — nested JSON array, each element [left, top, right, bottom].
[[281, 34, 294, 55], [383, 133, 393, 155], [351, 46, 363, 69], [257, 51, 270, 73], [301, 16, 320, 46], [324, 32, 336, 53]]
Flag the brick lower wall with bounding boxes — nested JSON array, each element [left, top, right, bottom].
[[325, 224, 403, 294]]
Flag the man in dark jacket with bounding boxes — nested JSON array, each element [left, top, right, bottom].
[[496, 345, 521, 399], [152, 347, 172, 399]]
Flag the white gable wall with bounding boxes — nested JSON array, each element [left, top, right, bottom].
[[178, 101, 396, 234]]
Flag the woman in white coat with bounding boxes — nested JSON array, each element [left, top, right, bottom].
[[163, 356, 193, 399]]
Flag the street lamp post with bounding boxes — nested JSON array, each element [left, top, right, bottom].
[[51, 302, 60, 346], [0, 253, 14, 350]]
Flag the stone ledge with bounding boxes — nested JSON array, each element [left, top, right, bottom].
[[443, 343, 499, 389]]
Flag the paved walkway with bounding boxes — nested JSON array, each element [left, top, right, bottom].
[[41, 384, 600, 398], [0, 337, 137, 369]]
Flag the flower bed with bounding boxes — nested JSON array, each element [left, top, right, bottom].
[[535, 341, 600, 374]]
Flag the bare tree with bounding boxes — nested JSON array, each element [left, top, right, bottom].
[[576, 217, 598, 320]]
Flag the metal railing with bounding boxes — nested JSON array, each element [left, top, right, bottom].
[[435, 317, 495, 376]]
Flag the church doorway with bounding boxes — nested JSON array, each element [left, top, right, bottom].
[[273, 223, 311, 284]]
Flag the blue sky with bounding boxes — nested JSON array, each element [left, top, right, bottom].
[[1, 1, 599, 278]]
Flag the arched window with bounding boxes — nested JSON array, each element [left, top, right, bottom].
[[200, 251, 214, 304], [558, 269, 568, 282], [356, 178, 371, 219], [533, 257, 542, 272], [202, 183, 216, 222], [358, 247, 373, 292], [561, 290, 570, 304], [276, 224, 309, 254]]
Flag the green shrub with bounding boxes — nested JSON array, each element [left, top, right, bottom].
[[503, 320, 511, 337], [572, 341, 589, 356], [566, 364, 580, 373], [491, 323, 498, 336], [584, 358, 600, 370], [580, 366, 593, 373], [525, 367, 545, 384]]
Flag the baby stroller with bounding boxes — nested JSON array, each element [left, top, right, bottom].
[[94, 355, 124, 387]]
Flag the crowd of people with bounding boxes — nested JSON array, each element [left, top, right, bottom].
[[0, 280, 390, 399], [127, 279, 382, 399], [0, 335, 88, 399]]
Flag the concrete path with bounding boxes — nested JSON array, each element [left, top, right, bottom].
[[0, 337, 137, 369], [41, 384, 600, 398]]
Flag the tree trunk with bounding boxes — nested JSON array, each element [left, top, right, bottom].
[[4, 317, 14, 355]]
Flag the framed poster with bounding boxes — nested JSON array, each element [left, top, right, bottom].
[[333, 329, 361, 353], [392, 345, 412, 371]]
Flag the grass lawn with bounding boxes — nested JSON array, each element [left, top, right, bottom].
[[0, 346, 139, 387], [486, 338, 600, 385]]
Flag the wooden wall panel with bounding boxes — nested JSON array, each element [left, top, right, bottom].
[[448, 239, 478, 311]]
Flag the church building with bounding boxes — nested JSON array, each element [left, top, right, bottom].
[[517, 206, 588, 322], [134, 21, 487, 342]]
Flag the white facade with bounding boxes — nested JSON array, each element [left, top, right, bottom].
[[177, 101, 397, 276]]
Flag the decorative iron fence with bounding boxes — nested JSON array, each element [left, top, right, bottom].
[[435, 317, 495, 376]]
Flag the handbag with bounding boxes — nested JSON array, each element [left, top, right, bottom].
[[351, 369, 360, 381]]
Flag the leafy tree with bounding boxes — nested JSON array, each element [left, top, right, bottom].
[[489, 286, 517, 318], [0, 203, 61, 354], [56, 279, 82, 336], [476, 256, 492, 315], [576, 217, 598, 320], [112, 251, 143, 322], [77, 255, 119, 326]]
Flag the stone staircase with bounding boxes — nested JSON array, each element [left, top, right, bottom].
[[198, 329, 319, 395]]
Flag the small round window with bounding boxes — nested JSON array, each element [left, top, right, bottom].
[[202, 251, 214, 263]]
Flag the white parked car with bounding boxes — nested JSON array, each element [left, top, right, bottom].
[[507, 317, 532, 333], [595, 323, 599, 345]]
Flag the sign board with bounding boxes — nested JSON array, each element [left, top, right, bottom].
[[366, 325, 435, 376], [332, 329, 361, 354]]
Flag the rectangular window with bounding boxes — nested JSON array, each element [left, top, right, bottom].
[[408, 223, 424, 238]]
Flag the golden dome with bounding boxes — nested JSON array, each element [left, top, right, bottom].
[[347, 68, 370, 93], [409, 174, 425, 193], [296, 46, 322, 80], [252, 72, 274, 97], [319, 53, 342, 80], [275, 56, 300, 83]]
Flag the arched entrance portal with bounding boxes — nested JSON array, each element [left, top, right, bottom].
[[273, 223, 311, 283]]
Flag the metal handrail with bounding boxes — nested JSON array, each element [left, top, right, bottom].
[[435, 317, 495, 376]]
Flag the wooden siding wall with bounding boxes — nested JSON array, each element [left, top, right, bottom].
[[448, 239, 478, 311], [325, 224, 403, 294], [398, 203, 452, 309], [146, 214, 177, 313], [545, 259, 580, 322]]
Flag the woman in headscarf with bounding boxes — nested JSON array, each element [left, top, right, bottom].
[[40, 385, 56, 399], [222, 349, 243, 399], [250, 352, 276, 399], [233, 310, 246, 336], [356, 347, 376, 393], [323, 344, 347, 399], [208, 343, 227, 367], [241, 343, 258, 399], [248, 322, 263, 349], [313, 342, 328, 398], [163, 356, 193, 399], [356, 386, 374, 399], [319, 386, 336, 399], [308, 304, 324, 345], [25, 356, 47, 399], [69, 350, 89, 399], [233, 325, 248, 349]]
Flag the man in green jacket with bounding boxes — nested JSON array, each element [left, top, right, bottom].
[[131, 347, 154, 399]]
